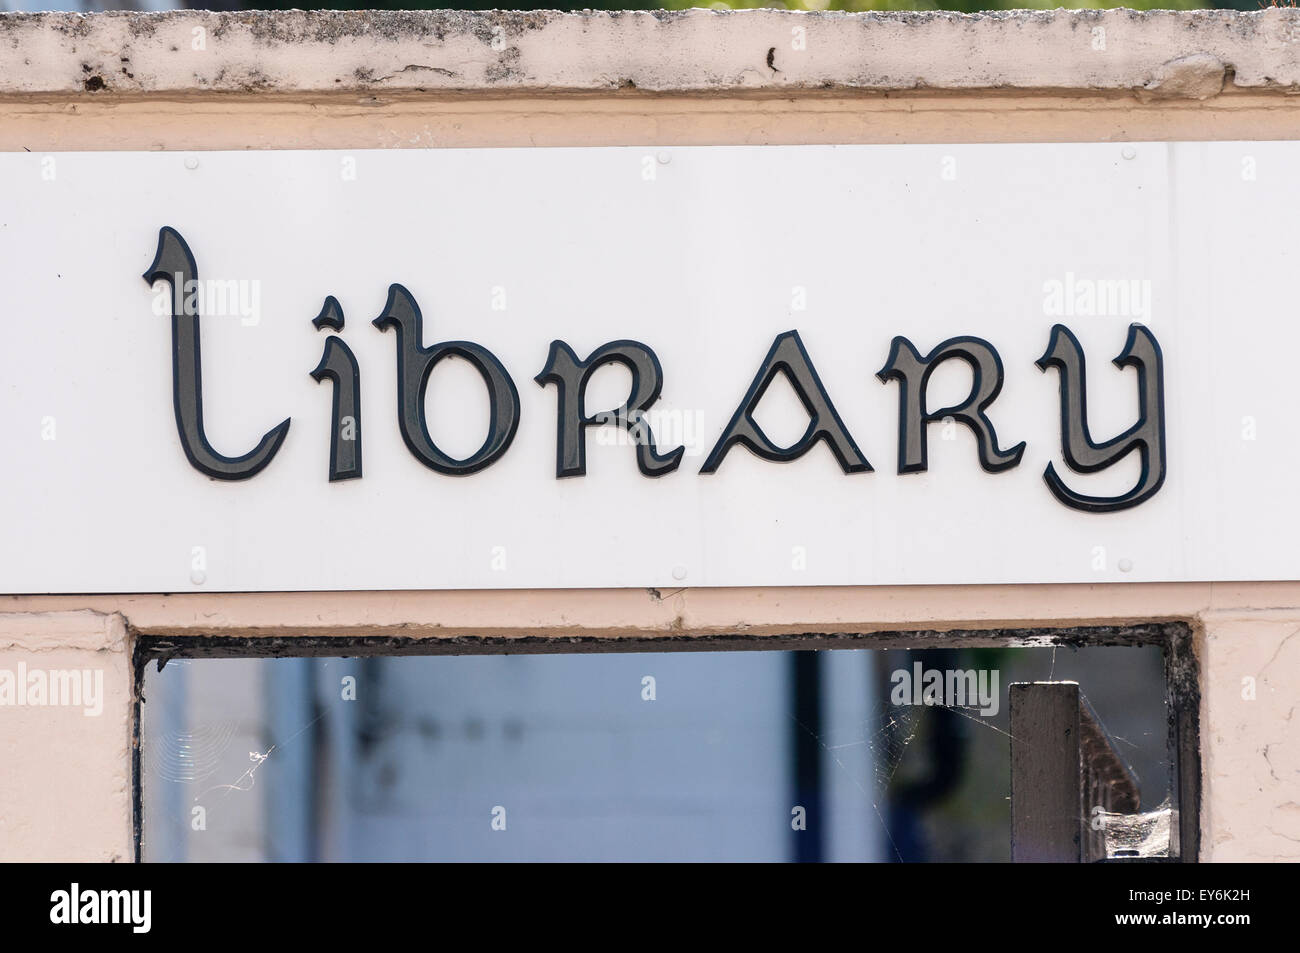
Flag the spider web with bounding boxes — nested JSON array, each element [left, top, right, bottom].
[[791, 700, 927, 860]]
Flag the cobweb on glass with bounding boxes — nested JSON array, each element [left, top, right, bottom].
[[792, 701, 926, 860], [148, 720, 238, 784]]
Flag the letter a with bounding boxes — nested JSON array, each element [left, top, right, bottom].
[[701, 330, 871, 474]]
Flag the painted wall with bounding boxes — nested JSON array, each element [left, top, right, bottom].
[[1, 9, 1298, 862]]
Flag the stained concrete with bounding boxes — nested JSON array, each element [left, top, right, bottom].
[[2, 10, 1300, 98]]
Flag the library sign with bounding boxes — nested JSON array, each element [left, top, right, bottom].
[[0, 143, 1291, 592]]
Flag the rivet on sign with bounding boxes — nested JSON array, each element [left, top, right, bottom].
[[184, 156, 199, 170], [672, 565, 687, 580], [190, 570, 206, 585], [1118, 558, 1134, 573], [1121, 146, 1137, 161], [657, 151, 671, 165]]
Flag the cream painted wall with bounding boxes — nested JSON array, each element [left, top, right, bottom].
[[0, 612, 132, 862]]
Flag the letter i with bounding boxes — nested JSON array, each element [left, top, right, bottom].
[[309, 296, 363, 481]]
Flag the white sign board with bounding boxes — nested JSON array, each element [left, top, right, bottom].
[[0, 143, 1289, 592]]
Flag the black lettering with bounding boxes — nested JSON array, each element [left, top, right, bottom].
[[142, 226, 289, 481], [371, 283, 519, 475], [701, 330, 871, 474], [876, 335, 1024, 474], [535, 339, 684, 478], [309, 297, 362, 481], [1036, 323, 1166, 512]]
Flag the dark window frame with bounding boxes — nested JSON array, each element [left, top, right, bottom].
[[130, 620, 1199, 863]]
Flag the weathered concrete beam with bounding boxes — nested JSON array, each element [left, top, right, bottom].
[[1, 9, 1298, 99]]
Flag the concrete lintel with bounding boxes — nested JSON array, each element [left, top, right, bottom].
[[1, 9, 1300, 99]]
